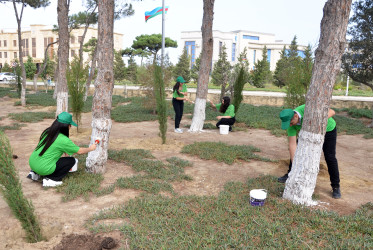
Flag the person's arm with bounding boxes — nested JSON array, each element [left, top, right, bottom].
[[328, 108, 335, 118], [288, 136, 297, 162], [217, 115, 232, 119], [175, 96, 189, 101], [76, 144, 96, 155], [207, 99, 217, 109]]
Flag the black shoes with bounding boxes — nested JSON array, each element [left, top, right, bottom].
[[332, 187, 341, 199], [277, 173, 288, 183]]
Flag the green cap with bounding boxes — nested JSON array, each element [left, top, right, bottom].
[[57, 112, 78, 127], [176, 76, 186, 83], [280, 109, 294, 130]]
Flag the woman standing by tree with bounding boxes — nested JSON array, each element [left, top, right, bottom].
[[172, 76, 189, 133], [208, 96, 236, 131]]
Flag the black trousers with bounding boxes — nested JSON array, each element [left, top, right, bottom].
[[288, 127, 340, 188], [172, 98, 184, 129], [216, 117, 236, 131], [45, 157, 76, 181]]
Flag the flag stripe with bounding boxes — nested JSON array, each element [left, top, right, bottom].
[[145, 7, 168, 22]]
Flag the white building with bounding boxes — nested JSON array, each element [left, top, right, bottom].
[[181, 30, 307, 71]]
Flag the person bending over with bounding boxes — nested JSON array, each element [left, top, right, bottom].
[[278, 104, 341, 199], [208, 96, 236, 131], [28, 112, 96, 187]]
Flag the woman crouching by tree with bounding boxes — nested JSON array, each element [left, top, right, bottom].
[[28, 112, 96, 187], [208, 96, 236, 132]]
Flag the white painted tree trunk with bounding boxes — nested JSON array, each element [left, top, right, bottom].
[[56, 91, 68, 116], [86, 118, 112, 173], [283, 0, 352, 205], [189, 0, 215, 132], [189, 98, 206, 132]]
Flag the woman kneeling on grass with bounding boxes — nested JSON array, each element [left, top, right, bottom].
[[28, 112, 96, 187], [208, 96, 236, 132]]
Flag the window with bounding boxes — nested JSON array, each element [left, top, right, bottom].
[[0, 63, 2, 68], [0, 40, 1, 47], [232, 43, 236, 62], [4, 52, 7, 58], [14, 52, 17, 58], [4, 40, 7, 47], [13, 40, 17, 47], [219, 41, 222, 55], [185, 41, 196, 69], [71, 50, 76, 57], [243, 35, 259, 40], [267, 49, 271, 65], [78, 36, 83, 43], [253, 50, 256, 63], [0, 52, 2, 58], [71, 36, 75, 44], [285, 49, 306, 58], [32, 38, 36, 57]]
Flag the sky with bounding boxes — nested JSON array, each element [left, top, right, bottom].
[[0, 0, 332, 64]]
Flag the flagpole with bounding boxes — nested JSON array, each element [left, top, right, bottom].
[[161, 0, 165, 67]]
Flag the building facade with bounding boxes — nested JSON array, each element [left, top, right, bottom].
[[181, 30, 307, 71], [0, 24, 123, 70]]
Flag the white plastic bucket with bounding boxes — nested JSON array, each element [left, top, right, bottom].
[[249, 189, 267, 206], [219, 125, 229, 135], [69, 158, 78, 172]]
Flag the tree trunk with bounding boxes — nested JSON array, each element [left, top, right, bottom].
[[53, 62, 59, 99], [283, 0, 352, 205], [84, 46, 97, 101], [86, 0, 115, 174], [13, 2, 27, 106], [79, 5, 97, 68], [56, 0, 70, 116], [189, 0, 215, 132]]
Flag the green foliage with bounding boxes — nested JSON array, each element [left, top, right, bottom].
[[1, 62, 12, 73], [8, 112, 55, 123], [153, 65, 167, 144], [232, 67, 246, 113], [334, 115, 373, 139], [284, 62, 306, 108], [126, 58, 137, 83], [23, 91, 56, 106], [67, 57, 88, 128], [190, 55, 201, 83], [24, 56, 37, 79], [182, 141, 271, 165], [132, 34, 178, 63], [111, 97, 158, 123], [211, 44, 232, 99], [229, 47, 250, 95], [273, 46, 287, 88], [252, 46, 272, 88], [114, 50, 126, 82], [0, 123, 25, 131], [0, 131, 44, 242], [173, 46, 191, 82], [336, 107, 372, 119], [40, 57, 56, 80], [87, 175, 373, 249]]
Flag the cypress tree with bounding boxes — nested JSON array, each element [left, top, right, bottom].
[[173, 46, 191, 82]]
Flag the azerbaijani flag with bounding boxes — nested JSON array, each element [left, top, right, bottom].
[[145, 6, 169, 22]]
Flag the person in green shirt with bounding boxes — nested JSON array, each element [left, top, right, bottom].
[[208, 96, 236, 131], [279, 104, 341, 199], [28, 112, 96, 187], [172, 76, 190, 133]]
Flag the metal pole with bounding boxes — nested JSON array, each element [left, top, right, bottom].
[[345, 74, 349, 96], [161, 0, 165, 67]]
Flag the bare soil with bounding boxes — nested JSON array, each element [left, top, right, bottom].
[[0, 96, 372, 249]]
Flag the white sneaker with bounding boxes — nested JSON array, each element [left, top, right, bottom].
[[27, 170, 40, 181], [69, 158, 78, 172], [174, 128, 183, 133], [43, 178, 63, 187]]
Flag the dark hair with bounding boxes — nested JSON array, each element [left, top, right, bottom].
[[35, 119, 70, 156], [173, 81, 182, 96], [219, 96, 231, 113]]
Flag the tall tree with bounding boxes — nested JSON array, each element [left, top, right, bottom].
[[113, 50, 126, 81], [189, 0, 215, 132], [86, 0, 115, 173], [131, 34, 178, 63], [56, 0, 70, 116], [83, 37, 97, 100], [9, 0, 50, 106], [24, 56, 37, 79], [342, 0, 373, 127], [211, 44, 232, 99], [252, 46, 271, 88], [173, 46, 191, 82], [190, 55, 201, 83], [283, 0, 352, 205], [229, 47, 250, 97], [273, 46, 288, 88]]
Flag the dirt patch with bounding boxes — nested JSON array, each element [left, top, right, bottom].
[[0, 97, 372, 249], [54, 232, 122, 250]]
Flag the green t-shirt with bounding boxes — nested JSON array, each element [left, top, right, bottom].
[[29, 133, 80, 175], [287, 104, 336, 136], [172, 84, 187, 98], [215, 103, 235, 117]]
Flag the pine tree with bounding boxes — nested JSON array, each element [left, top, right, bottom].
[[229, 47, 250, 96], [211, 44, 232, 99], [273, 46, 288, 88], [1, 63, 11, 73], [126, 58, 137, 83], [252, 46, 271, 88], [24, 56, 37, 80], [190, 55, 201, 83], [113, 50, 126, 82], [173, 46, 191, 82]]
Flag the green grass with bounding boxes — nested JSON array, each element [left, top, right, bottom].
[[182, 141, 272, 165], [0, 123, 25, 131], [334, 115, 373, 139], [0, 87, 18, 98], [335, 107, 372, 119], [86, 175, 373, 249], [8, 112, 55, 123]]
